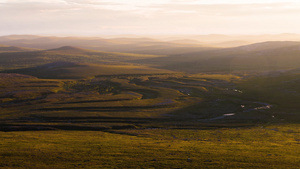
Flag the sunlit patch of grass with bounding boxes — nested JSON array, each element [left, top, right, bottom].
[[190, 73, 241, 81], [0, 124, 299, 168], [0, 74, 63, 105]]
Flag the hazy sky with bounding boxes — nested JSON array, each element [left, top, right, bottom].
[[1, 0, 300, 35]]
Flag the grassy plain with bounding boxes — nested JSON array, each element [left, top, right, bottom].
[[0, 41, 300, 168], [0, 124, 299, 169], [1, 71, 299, 168]]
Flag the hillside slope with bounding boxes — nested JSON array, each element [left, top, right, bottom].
[[0, 45, 38, 53], [132, 41, 300, 73], [0, 35, 216, 55], [0, 46, 160, 70], [3, 61, 173, 79]]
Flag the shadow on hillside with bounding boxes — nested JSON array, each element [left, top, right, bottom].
[[55, 98, 132, 104], [33, 105, 172, 112], [0, 113, 258, 132], [0, 116, 158, 132]]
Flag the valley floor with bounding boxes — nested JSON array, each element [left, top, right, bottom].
[[0, 73, 299, 168]]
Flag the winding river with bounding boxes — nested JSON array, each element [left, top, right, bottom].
[[199, 101, 273, 121]]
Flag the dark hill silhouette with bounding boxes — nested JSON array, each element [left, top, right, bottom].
[[50, 46, 84, 51], [46, 46, 100, 54], [132, 41, 300, 73]]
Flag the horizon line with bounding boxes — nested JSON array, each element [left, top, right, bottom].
[[1, 32, 300, 37]]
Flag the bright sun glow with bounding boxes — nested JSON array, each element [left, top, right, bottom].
[[1, 0, 300, 35]]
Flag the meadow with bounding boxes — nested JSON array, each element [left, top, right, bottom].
[[1, 125, 299, 169], [1, 72, 299, 168], [0, 36, 300, 168]]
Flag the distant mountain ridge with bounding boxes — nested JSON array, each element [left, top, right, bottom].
[[0, 35, 217, 55], [2, 36, 300, 75]]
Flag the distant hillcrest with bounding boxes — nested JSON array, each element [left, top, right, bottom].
[[0, 45, 38, 52], [49, 46, 82, 51], [46, 46, 100, 54], [0, 44, 161, 72], [0, 35, 215, 55], [2, 35, 300, 75], [234, 41, 300, 52], [132, 41, 300, 73]]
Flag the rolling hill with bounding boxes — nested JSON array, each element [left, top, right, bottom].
[[132, 41, 300, 73], [0, 35, 215, 55], [0, 45, 172, 79], [3, 61, 173, 79], [3, 39, 300, 78], [1, 35, 300, 169], [0, 46, 161, 70], [0, 45, 39, 53]]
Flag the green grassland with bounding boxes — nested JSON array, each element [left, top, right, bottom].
[[0, 125, 299, 169], [1, 42, 300, 168], [1, 71, 299, 168]]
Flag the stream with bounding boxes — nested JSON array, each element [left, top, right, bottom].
[[199, 101, 272, 121]]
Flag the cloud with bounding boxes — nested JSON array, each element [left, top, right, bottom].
[[1, 0, 300, 35], [170, 0, 300, 5], [155, 2, 300, 16]]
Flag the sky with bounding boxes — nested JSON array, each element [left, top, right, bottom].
[[1, 0, 300, 36]]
